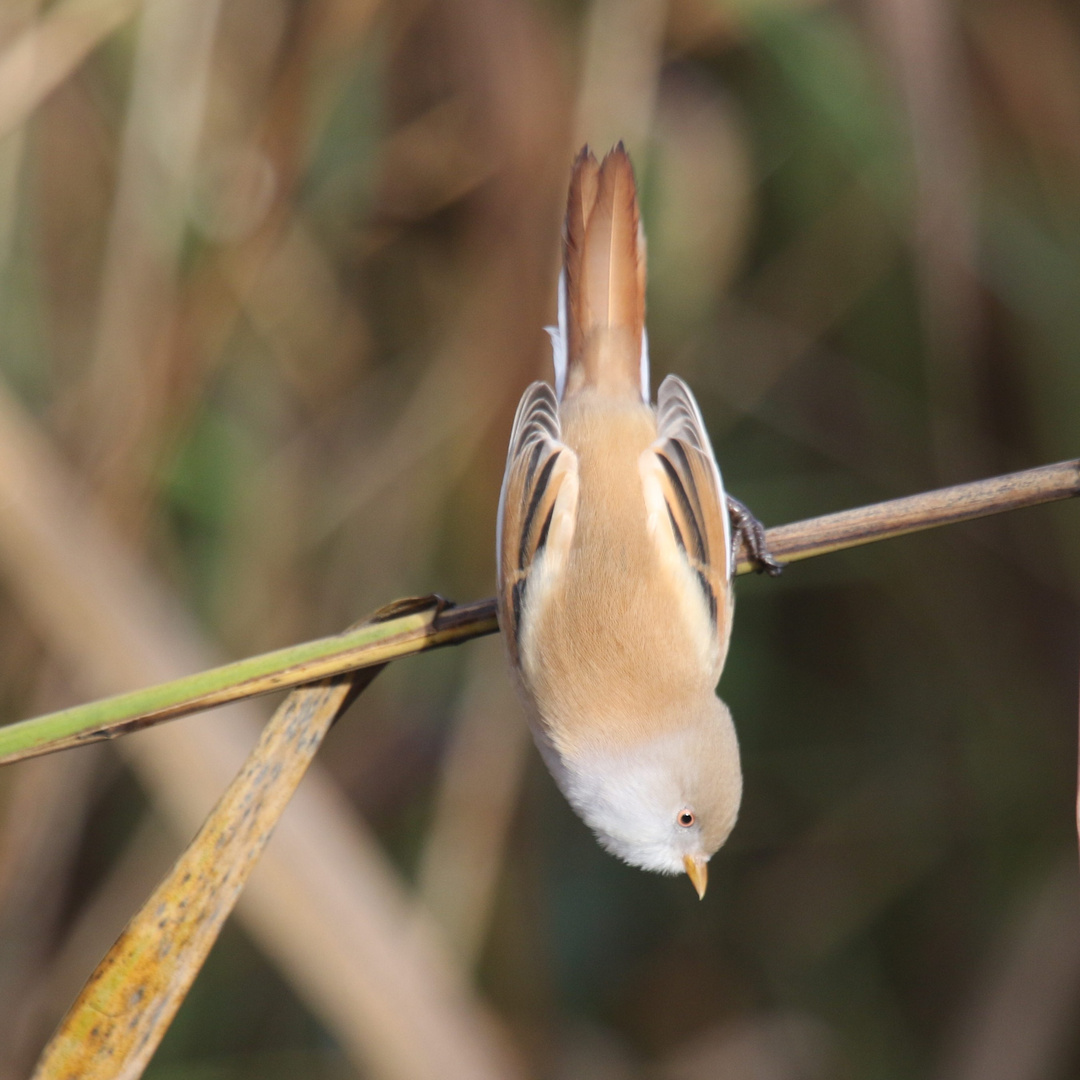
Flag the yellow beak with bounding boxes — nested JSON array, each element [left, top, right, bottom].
[[683, 854, 708, 899]]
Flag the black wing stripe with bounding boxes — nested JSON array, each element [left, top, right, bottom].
[[658, 454, 706, 563], [665, 502, 686, 554], [518, 451, 560, 570], [535, 501, 555, 556], [667, 441, 707, 542], [695, 568, 718, 626], [523, 437, 544, 490]]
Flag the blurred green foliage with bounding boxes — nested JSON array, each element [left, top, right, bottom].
[[0, 0, 1078, 1078]]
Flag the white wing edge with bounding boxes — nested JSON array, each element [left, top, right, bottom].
[[657, 374, 732, 580]]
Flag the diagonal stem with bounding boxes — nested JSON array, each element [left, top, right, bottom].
[[31, 666, 382, 1080], [1, 457, 1077, 767], [740, 457, 1080, 570]]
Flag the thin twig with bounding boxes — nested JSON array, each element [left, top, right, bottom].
[[1, 457, 1077, 767], [747, 457, 1080, 569]]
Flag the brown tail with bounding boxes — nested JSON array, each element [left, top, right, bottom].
[[561, 144, 647, 401]]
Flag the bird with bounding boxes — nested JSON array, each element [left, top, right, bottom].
[[496, 144, 778, 898]]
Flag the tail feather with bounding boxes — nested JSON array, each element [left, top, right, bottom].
[[564, 147, 600, 366], [560, 144, 647, 401]]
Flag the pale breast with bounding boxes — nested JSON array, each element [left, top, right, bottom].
[[520, 390, 713, 756]]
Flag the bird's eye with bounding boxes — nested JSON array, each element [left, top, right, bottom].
[[677, 810, 695, 828]]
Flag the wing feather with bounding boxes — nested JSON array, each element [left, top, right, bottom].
[[497, 382, 579, 666], [643, 374, 734, 675]]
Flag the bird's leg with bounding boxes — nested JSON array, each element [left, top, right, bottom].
[[727, 497, 783, 576]]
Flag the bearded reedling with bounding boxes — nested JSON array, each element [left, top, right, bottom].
[[497, 144, 778, 898]]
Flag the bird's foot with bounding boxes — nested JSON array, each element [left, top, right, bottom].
[[727, 496, 783, 576]]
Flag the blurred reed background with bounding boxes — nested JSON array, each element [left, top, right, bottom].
[[0, 0, 1077, 1077]]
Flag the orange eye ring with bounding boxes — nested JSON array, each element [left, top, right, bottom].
[[677, 810, 695, 827]]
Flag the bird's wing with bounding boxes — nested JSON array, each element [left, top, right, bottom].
[[497, 382, 579, 667], [641, 374, 734, 677]]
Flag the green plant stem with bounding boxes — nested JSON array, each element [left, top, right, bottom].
[[1, 458, 1077, 767]]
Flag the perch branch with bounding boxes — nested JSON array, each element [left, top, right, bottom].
[[1, 458, 1077, 767]]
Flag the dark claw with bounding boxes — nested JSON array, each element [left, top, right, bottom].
[[727, 496, 783, 577]]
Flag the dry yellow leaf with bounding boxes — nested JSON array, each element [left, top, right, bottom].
[[31, 666, 378, 1080]]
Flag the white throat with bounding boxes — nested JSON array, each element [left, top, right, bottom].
[[556, 731, 714, 874]]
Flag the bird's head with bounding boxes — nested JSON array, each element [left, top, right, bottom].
[[561, 696, 742, 898]]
